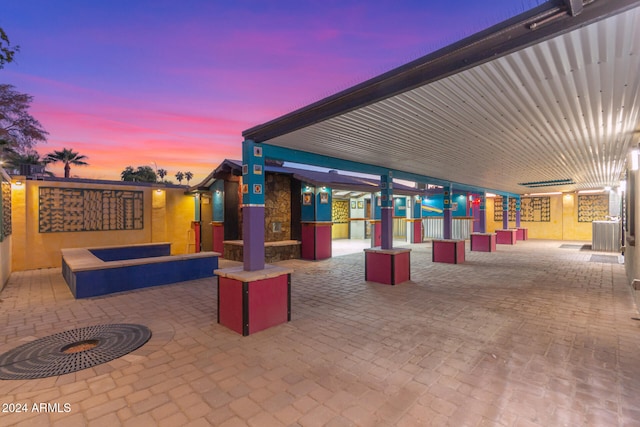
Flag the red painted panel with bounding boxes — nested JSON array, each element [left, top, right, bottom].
[[212, 224, 224, 255], [301, 224, 315, 260], [412, 221, 423, 243], [315, 225, 332, 260], [366, 252, 392, 284], [248, 275, 289, 334], [393, 252, 411, 284], [192, 221, 201, 253], [218, 277, 244, 334], [374, 223, 382, 247], [457, 240, 466, 262]]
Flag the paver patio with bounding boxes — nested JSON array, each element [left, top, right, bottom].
[[0, 240, 639, 426]]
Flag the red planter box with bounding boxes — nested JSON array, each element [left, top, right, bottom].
[[496, 229, 517, 245], [470, 233, 496, 252], [216, 266, 292, 336], [515, 228, 528, 240], [432, 239, 465, 264], [364, 248, 411, 285]]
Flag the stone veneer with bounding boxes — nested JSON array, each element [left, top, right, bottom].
[[223, 241, 301, 263], [264, 173, 292, 242]]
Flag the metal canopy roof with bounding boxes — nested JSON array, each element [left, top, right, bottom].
[[243, 0, 640, 194]]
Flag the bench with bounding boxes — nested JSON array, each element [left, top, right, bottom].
[[61, 243, 220, 298]]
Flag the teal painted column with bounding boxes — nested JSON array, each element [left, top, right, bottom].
[[211, 180, 224, 222], [381, 172, 393, 249], [315, 186, 332, 221], [502, 195, 509, 230], [242, 139, 265, 271], [194, 193, 201, 222]]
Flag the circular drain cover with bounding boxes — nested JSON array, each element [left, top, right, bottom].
[[0, 324, 151, 380]]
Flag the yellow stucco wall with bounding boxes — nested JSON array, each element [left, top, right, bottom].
[[11, 180, 195, 271], [486, 193, 599, 241], [165, 189, 197, 254]]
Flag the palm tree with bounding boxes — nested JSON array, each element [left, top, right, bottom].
[[184, 171, 193, 185], [175, 171, 184, 184], [157, 168, 167, 182], [44, 148, 88, 178]]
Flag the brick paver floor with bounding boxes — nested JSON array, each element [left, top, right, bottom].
[[0, 240, 639, 426]]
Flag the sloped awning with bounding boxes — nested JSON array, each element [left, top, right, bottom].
[[243, 0, 640, 195]]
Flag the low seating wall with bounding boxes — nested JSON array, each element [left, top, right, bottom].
[[62, 244, 219, 299], [223, 240, 301, 263]]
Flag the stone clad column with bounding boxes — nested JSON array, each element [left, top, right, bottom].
[[515, 196, 521, 228]]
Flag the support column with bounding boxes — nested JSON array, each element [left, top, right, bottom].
[[215, 139, 292, 336], [502, 195, 510, 230], [478, 193, 487, 233], [409, 195, 423, 243], [381, 172, 393, 249], [364, 171, 411, 285], [443, 185, 453, 239], [301, 183, 332, 260], [192, 193, 202, 253], [211, 179, 225, 254], [370, 192, 382, 247], [514, 196, 528, 240], [241, 139, 265, 271]]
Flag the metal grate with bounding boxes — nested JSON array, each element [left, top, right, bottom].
[[0, 324, 151, 380], [589, 255, 620, 264]]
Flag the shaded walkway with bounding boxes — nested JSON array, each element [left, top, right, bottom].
[[0, 240, 638, 426]]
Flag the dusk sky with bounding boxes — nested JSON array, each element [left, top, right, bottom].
[[0, 0, 539, 182]]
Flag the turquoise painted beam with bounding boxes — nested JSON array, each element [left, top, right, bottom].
[[261, 143, 519, 199]]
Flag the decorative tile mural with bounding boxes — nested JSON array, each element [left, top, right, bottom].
[[39, 187, 143, 233], [332, 200, 349, 224], [577, 194, 609, 222], [494, 197, 550, 222]]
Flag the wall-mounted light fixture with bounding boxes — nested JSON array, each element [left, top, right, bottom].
[[156, 189, 163, 194], [14, 180, 23, 186]]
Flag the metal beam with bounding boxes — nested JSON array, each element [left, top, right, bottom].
[[261, 143, 519, 198]]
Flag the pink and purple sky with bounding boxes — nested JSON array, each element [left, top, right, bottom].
[[0, 0, 536, 182]]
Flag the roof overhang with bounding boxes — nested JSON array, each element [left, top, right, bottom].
[[243, 0, 640, 194]]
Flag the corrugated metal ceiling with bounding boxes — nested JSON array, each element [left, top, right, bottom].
[[252, 4, 640, 194]]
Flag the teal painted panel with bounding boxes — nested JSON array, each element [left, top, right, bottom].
[[394, 197, 407, 217], [316, 188, 332, 221], [211, 180, 224, 221]]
